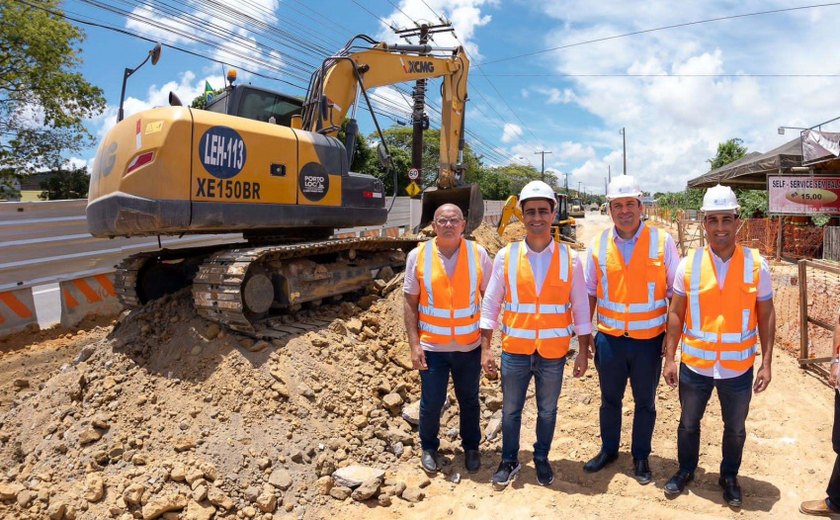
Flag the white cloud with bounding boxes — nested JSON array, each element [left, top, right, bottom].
[[528, 0, 840, 191], [377, 0, 496, 61], [501, 123, 523, 143]]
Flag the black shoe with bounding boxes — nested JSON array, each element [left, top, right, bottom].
[[464, 449, 481, 473], [633, 458, 652, 485], [664, 470, 694, 496], [490, 460, 521, 489], [420, 449, 439, 473], [583, 451, 618, 473], [719, 476, 742, 507], [534, 458, 554, 486]]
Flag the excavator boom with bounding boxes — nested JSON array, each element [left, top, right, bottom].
[[303, 41, 483, 233]]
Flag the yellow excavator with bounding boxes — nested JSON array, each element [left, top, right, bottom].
[[86, 35, 482, 337], [496, 192, 582, 248]]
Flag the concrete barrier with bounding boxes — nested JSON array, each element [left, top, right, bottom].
[[0, 287, 38, 338], [60, 273, 122, 327]]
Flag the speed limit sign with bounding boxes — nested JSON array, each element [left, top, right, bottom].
[[408, 168, 419, 180]]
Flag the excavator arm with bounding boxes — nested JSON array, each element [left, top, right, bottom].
[[304, 43, 468, 186], [302, 41, 483, 234]]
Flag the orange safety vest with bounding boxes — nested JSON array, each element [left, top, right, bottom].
[[593, 225, 668, 339], [680, 245, 761, 372], [501, 240, 574, 359], [416, 238, 483, 346]]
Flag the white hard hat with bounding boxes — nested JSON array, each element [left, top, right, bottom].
[[701, 184, 740, 214], [519, 180, 556, 207], [606, 175, 642, 201]]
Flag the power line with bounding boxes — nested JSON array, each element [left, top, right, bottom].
[[482, 2, 840, 65], [476, 73, 840, 78]]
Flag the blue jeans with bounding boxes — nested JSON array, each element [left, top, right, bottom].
[[594, 331, 663, 459], [419, 347, 482, 452], [501, 351, 567, 462], [677, 363, 753, 477]]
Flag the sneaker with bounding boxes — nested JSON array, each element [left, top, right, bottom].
[[534, 458, 554, 486], [490, 460, 521, 489]]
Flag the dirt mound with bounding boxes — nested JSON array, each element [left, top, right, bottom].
[[0, 249, 506, 519], [469, 223, 507, 256]]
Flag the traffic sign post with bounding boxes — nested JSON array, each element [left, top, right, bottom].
[[405, 181, 421, 198]]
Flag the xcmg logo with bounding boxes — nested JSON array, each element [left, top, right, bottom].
[[403, 60, 435, 74]]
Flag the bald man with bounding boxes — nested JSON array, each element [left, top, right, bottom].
[[404, 204, 493, 475]]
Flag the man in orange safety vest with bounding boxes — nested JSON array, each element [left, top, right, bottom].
[[481, 180, 593, 489], [662, 184, 776, 508], [404, 203, 493, 475]]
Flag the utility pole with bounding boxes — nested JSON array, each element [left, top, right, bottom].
[[534, 150, 552, 182], [563, 172, 569, 194], [620, 127, 627, 175], [394, 22, 453, 229], [608, 164, 611, 183], [577, 181, 582, 197]]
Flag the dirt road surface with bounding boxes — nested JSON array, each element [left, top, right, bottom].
[[0, 213, 836, 520]]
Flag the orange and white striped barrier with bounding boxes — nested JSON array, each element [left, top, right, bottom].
[[59, 273, 122, 327], [0, 287, 38, 338]]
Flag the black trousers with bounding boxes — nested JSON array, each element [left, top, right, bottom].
[[828, 392, 840, 507]]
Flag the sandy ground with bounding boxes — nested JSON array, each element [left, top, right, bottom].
[[0, 212, 837, 520], [330, 213, 840, 519]]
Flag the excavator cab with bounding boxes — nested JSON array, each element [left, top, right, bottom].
[[419, 184, 484, 235]]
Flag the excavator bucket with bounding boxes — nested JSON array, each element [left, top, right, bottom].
[[419, 184, 484, 235]]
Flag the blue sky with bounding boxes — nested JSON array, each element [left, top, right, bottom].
[[62, 0, 840, 194]]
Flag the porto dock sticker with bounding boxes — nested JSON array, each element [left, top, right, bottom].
[[196, 126, 260, 200], [299, 162, 330, 202]]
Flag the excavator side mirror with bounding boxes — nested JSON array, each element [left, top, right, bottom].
[[376, 142, 393, 170], [169, 91, 183, 107]]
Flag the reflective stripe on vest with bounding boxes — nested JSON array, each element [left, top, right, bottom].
[[501, 241, 574, 359], [417, 239, 482, 346], [679, 246, 760, 371], [594, 225, 668, 339]]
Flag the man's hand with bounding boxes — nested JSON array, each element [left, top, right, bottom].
[[481, 348, 498, 380], [410, 345, 427, 371], [830, 361, 840, 388], [663, 359, 679, 389], [754, 364, 772, 393], [573, 352, 588, 378]]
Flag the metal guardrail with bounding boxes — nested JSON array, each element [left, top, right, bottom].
[[1, 198, 503, 292]]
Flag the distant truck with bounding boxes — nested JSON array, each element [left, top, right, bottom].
[[569, 198, 585, 218]]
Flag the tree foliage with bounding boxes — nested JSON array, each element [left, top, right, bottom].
[[708, 138, 748, 170], [656, 138, 760, 219], [0, 0, 105, 177], [38, 166, 89, 200], [190, 88, 225, 109], [366, 126, 486, 196]]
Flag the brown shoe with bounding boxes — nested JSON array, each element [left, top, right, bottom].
[[800, 499, 840, 517]]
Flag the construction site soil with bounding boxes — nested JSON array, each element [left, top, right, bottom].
[[0, 217, 838, 520]]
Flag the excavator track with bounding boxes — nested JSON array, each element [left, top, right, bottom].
[[192, 236, 419, 338], [114, 251, 161, 309]]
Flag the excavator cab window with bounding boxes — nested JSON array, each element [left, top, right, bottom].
[[238, 87, 303, 126]]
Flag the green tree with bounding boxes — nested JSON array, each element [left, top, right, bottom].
[[38, 166, 89, 200], [0, 0, 105, 178], [368, 126, 486, 196], [708, 138, 748, 170], [190, 87, 225, 109]]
